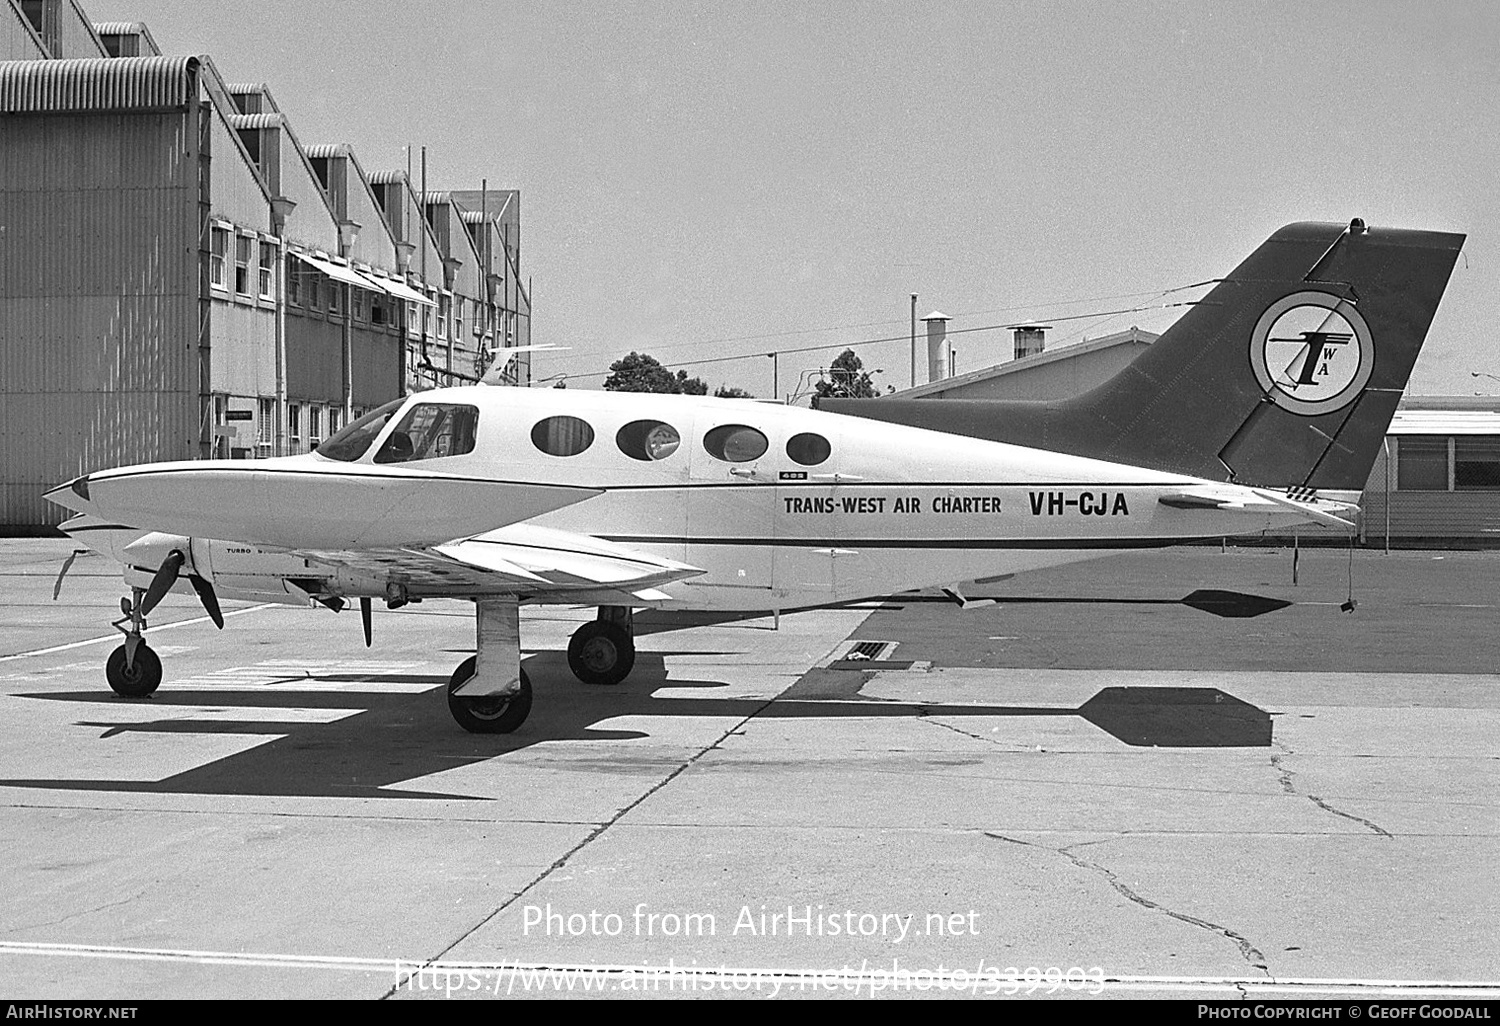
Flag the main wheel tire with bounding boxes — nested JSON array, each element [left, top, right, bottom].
[[566, 621, 636, 686], [105, 642, 162, 698], [447, 656, 533, 734]]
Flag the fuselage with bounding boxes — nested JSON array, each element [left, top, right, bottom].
[[52, 385, 1321, 612]]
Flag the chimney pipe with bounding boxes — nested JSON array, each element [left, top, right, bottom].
[[1013, 324, 1049, 360], [922, 311, 951, 384]]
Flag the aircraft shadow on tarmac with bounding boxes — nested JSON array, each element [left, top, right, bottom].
[[627, 589, 1293, 635], [867, 589, 1294, 619], [1, 649, 1273, 800]]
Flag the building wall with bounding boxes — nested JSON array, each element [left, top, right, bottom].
[[0, 109, 199, 528], [1360, 435, 1500, 544], [52, 0, 106, 58], [2, 3, 47, 59]]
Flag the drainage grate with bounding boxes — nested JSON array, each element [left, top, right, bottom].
[[843, 640, 894, 661], [827, 638, 912, 671]]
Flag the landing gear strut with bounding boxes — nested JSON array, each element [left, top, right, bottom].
[[567, 606, 636, 686], [106, 587, 161, 698], [448, 597, 533, 734]]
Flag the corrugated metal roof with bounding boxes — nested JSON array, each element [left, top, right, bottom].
[[224, 82, 268, 94], [367, 169, 407, 185], [91, 21, 147, 35], [1387, 410, 1500, 435], [0, 55, 198, 113], [304, 142, 352, 159], [226, 112, 282, 129]]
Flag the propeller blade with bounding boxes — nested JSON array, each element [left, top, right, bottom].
[[360, 597, 372, 648], [188, 574, 224, 629], [138, 549, 185, 616]]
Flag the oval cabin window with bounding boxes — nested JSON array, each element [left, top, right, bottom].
[[786, 432, 831, 466], [530, 416, 595, 457], [616, 420, 681, 461], [704, 424, 768, 463]]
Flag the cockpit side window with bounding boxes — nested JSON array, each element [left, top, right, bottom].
[[373, 403, 480, 464], [316, 399, 406, 462]]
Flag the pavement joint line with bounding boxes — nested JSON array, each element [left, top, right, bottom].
[[382, 620, 875, 1000], [1, 943, 1498, 998], [0, 604, 279, 663], [986, 831, 1271, 977]]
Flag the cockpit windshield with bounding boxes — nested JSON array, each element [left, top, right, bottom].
[[315, 399, 406, 462], [373, 403, 480, 463]]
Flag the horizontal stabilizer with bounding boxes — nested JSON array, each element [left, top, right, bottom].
[[1158, 486, 1356, 529]]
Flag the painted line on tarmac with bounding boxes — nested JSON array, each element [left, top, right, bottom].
[[1, 941, 1498, 998], [0, 604, 277, 664]]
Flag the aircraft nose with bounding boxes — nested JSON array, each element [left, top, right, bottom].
[[43, 475, 93, 514]]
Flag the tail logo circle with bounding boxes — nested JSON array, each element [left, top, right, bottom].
[[1250, 291, 1373, 416]]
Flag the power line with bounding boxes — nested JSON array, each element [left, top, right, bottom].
[[610, 279, 1222, 359], [561, 293, 1209, 383]]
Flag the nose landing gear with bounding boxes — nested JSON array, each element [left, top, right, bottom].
[[105, 588, 161, 698]]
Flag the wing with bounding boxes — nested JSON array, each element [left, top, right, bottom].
[[296, 524, 704, 604]]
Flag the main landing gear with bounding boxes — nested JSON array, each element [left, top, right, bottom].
[[447, 597, 533, 734], [566, 606, 636, 686]]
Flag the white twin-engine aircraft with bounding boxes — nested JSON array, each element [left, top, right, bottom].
[[45, 220, 1465, 734]]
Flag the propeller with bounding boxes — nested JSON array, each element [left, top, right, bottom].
[[360, 597, 372, 648], [138, 550, 185, 616], [138, 549, 225, 629]]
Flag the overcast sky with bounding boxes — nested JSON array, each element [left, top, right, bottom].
[[93, 0, 1500, 399]]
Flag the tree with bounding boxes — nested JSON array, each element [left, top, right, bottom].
[[813, 349, 878, 399], [714, 385, 754, 399], [675, 370, 709, 395], [604, 351, 710, 395]]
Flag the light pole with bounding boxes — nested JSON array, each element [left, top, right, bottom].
[[337, 219, 361, 423]]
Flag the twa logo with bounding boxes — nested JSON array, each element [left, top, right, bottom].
[[1249, 291, 1373, 416]]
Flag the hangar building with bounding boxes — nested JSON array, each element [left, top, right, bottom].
[[896, 324, 1500, 546], [1, 1, 532, 532]]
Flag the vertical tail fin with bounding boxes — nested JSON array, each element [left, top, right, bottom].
[[820, 220, 1465, 489]]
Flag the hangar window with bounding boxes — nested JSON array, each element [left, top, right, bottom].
[[375, 403, 480, 464], [786, 432, 831, 466], [616, 420, 681, 462], [531, 415, 595, 458], [1454, 437, 1500, 490], [210, 226, 228, 289], [257, 241, 275, 299], [704, 424, 768, 463], [318, 399, 404, 462], [235, 235, 253, 295], [1396, 437, 1449, 491]]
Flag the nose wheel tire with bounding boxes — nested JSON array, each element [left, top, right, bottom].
[[447, 656, 533, 734], [567, 621, 636, 686], [105, 643, 162, 698]]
